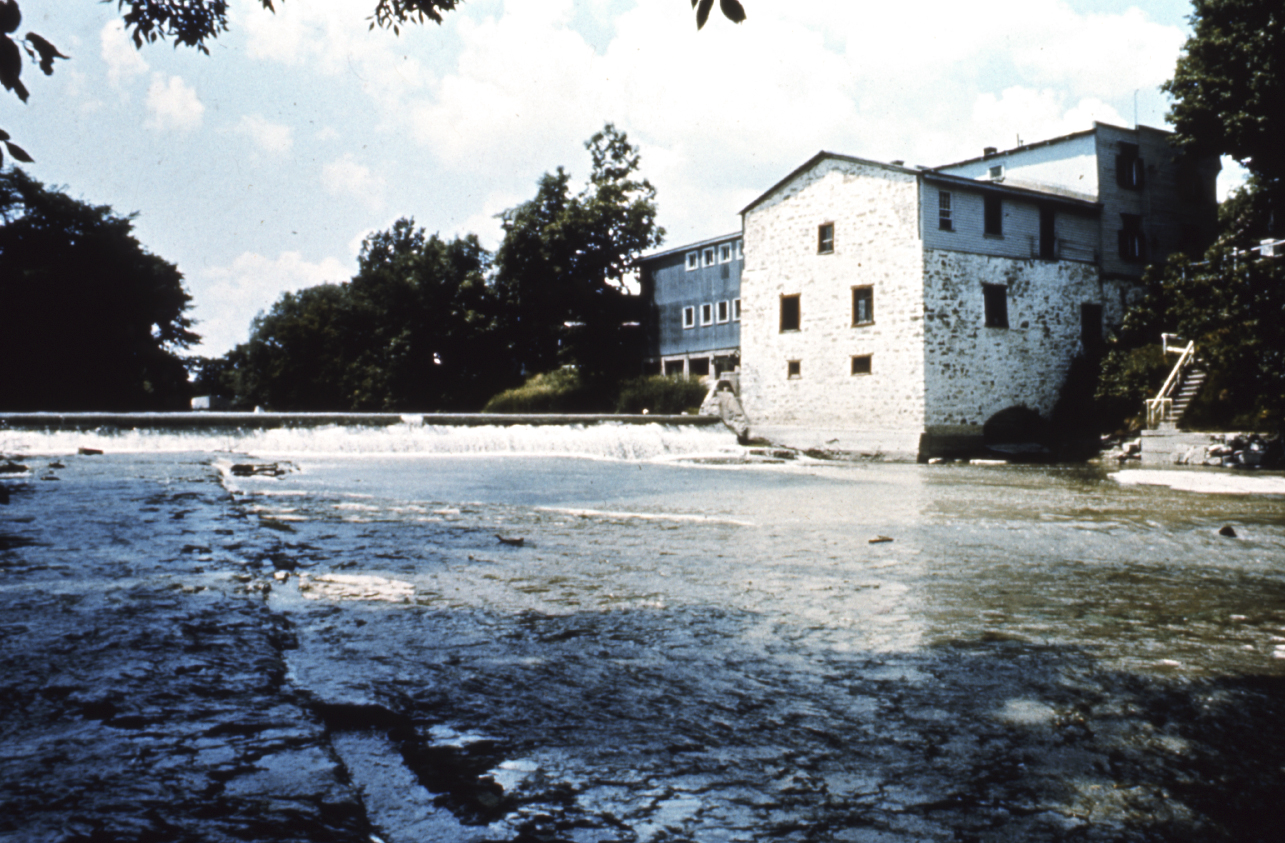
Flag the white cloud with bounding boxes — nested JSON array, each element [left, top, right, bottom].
[[236, 114, 294, 154], [322, 154, 387, 209], [145, 74, 204, 132], [190, 251, 351, 355], [100, 20, 149, 87]]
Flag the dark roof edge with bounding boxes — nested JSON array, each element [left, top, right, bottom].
[[923, 172, 1101, 210], [740, 152, 920, 216], [639, 231, 743, 262]]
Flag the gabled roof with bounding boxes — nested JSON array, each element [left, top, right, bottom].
[[639, 231, 742, 263], [932, 121, 1173, 171], [738, 150, 1101, 218], [739, 152, 921, 217]]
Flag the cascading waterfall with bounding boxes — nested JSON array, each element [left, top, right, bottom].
[[0, 415, 743, 461]]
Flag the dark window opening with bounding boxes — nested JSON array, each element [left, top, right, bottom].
[[984, 194, 1003, 236], [983, 284, 1009, 328], [787, 360, 801, 378], [851, 355, 872, 375], [1039, 207, 1056, 260], [1116, 142, 1144, 189], [1118, 213, 1145, 262], [1081, 303, 1103, 350], [938, 191, 953, 231], [780, 294, 800, 332], [664, 360, 685, 376], [818, 223, 835, 254], [689, 357, 710, 377], [852, 286, 874, 326]]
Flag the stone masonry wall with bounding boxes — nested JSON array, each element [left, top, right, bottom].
[[922, 248, 1101, 433], [740, 159, 926, 453]]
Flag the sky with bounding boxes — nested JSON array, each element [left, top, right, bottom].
[[5, 0, 1247, 357]]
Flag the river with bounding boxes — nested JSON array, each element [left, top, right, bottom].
[[2, 423, 1285, 842]]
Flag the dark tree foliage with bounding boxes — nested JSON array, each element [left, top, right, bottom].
[[692, 0, 747, 29], [0, 168, 197, 410], [494, 124, 663, 382], [1163, 0, 1285, 228], [226, 220, 507, 412], [1096, 179, 1285, 430]]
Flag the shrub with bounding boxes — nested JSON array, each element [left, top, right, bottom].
[[482, 368, 603, 413], [614, 375, 709, 415]]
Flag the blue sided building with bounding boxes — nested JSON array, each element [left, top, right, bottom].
[[637, 232, 743, 379]]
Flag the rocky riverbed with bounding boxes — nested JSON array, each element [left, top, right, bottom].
[[3, 450, 1285, 842]]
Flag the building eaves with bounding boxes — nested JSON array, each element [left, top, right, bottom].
[[739, 152, 921, 217], [923, 171, 1101, 212], [639, 231, 743, 263]]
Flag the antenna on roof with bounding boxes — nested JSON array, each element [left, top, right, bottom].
[[1134, 90, 1138, 128]]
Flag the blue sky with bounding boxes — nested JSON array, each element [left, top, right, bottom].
[[5, 0, 1243, 355]]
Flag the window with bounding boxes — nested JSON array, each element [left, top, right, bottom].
[[703, 247, 716, 267], [818, 222, 835, 254], [1081, 303, 1103, 349], [989, 164, 1004, 180], [851, 355, 872, 375], [787, 360, 801, 379], [717, 300, 730, 323], [689, 357, 710, 377], [1039, 207, 1056, 260], [732, 299, 741, 321], [682, 306, 696, 329], [735, 239, 743, 259], [719, 243, 732, 263], [1116, 142, 1144, 189], [938, 191, 953, 231], [1118, 213, 1145, 262], [984, 194, 1003, 236], [780, 294, 800, 332], [664, 360, 685, 376], [700, 302, 714, 326], [983, 283, 1009, 328], [685, 251, 699, 271], [852, 286, 874, 326]]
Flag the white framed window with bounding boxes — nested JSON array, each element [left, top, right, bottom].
[[938, 191, 953, 231], [732, 298, 741, 321], [719, 243, 732, 263], [700, 302, 714, 326], [685, 251, 699, 271], [702, 247, 716, 267], [735, 239, 743, 259], [682, 306, 696, 328], [717, 300, 730, 323]]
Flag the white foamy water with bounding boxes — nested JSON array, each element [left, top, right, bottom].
[[1113, 468, 1285, 496], [0, 420, 742, 461]]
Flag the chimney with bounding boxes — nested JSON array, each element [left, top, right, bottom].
[[984, 146, 998, 157], [891, 159, 904, 166]]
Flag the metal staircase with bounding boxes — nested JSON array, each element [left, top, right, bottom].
[[1145, 336, 1204, 429]]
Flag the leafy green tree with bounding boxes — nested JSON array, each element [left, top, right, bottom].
[[1163, 0, 1285, 229], [494, 124, 663, 382], [227, 220, 506, 411], [0, 168, 197, 410]]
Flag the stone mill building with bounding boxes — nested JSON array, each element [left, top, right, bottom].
[[728, 121, 1219, 458]]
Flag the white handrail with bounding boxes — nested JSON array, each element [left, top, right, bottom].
[[1144, 340, 1195, 428]]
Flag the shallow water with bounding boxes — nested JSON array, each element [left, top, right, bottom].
[[4, 434, 1285, 842]]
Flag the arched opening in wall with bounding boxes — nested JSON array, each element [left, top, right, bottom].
[[983, 405, 1049, 450]]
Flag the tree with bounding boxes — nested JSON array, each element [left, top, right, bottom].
[[493, 124, 664, 381], [0, 168, 197, 410], [226, 220, 507, 411], [1163, 0, 1285, 231]]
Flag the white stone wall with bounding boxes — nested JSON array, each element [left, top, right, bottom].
[[921, 249, 1102, 432], [740, 159, 926, 453]]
